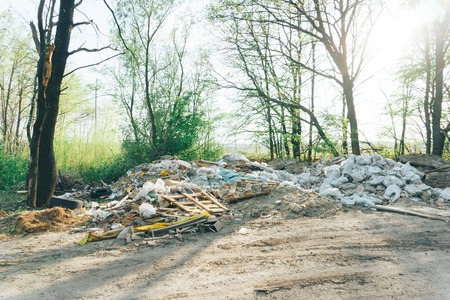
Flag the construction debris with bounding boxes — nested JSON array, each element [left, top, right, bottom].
[[14, 153, 450, 244]]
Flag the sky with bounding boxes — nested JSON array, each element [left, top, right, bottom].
[[0, 0, 445, 146]]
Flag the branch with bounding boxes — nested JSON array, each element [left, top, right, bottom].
[[102, 0, 137, 61], [73, 20, 92, 27], [74, 0, 83, 8], [64, 52, 123, 77], [29, 21, 40, 54], [68, 45, 116, 56]]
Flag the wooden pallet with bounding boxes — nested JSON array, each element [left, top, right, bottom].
[[160, 191, 229, 214]]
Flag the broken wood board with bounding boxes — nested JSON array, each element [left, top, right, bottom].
[[160, 191, 228, 214]]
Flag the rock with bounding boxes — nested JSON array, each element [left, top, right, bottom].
[[384, 184, 401, 202], [404, 184, 423, 196], [340, 183, 358, 191], [319, 187, 343, 200], [383, 176, 405, 188], [439, 188, 450, 200], [349, 170, 367, 182], [416, 183, 431, 191], [369, 176, 385, 186], [355, 155, 372, 165], [363, 184, 377, 194]]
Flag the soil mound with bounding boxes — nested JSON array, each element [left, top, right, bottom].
[[15, 207, 82, 233]]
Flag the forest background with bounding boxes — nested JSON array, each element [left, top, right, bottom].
[[0, 0, 448, 207]]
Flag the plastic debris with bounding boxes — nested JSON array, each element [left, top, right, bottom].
[[139, 203, 156, 218]]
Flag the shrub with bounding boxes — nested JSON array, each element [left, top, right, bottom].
[[0, 149, 28, 191]]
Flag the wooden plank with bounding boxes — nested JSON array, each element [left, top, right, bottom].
[[183, 193, 211, 212], [161, 194, 200, 213], [201, 191, 229, 211], [162, 192, 228, 214]]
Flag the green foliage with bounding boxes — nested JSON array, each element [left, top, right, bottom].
[[54, 132, 124, 184], [0, 147, 28, 191], [121, 92, 217, 164], [77, 154, 132, 184], [178, 141, 224, 162]]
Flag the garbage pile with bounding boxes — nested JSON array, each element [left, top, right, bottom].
[[48, 152, 450, 245]]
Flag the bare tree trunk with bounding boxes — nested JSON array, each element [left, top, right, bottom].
[[424, 28, 432, 155], [341, 94, 348, 155], [267, 101, 274, 160], [431, 15, 447, 156], [280, 107, 290, 157], [28, 0, 75, 207], [342, 75, 360, 155]]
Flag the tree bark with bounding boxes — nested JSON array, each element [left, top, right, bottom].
[[28, 0, 75, 207], [342, 75, 360, 155], [431, 14, 447, 156], [423, 27, 432, 155]]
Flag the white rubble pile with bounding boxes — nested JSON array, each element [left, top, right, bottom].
[[291, 154, 445, 206]]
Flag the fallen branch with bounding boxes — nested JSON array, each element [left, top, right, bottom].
[[424, 165, 450, 174], [370, 205, 449, 222]]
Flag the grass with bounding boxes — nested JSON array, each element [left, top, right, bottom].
[[0, 191, 28, 235], [54, 132, 128, 184]]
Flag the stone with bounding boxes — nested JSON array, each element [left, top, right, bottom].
[[369, 176, 385, 186], [384, 184, 401, 202], [363, 184, 377, 194], [383, 176, 405, 188], [404, 184, 423, 196], [340, 183, 357, 190], [416, 183, 431, 191]]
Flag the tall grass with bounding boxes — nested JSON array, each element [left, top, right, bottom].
[[54, 131, 129, 184]]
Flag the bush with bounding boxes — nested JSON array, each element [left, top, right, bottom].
[[0, 150, 28, 191], [76, 154, 132, 185]]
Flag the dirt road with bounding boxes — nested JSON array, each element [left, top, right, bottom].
[[1, 203, 450, 300]]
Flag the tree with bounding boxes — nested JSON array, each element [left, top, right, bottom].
[[431, 3, 450, 156], [212, 0, 382, 156], [105, 0, 215, 163], [0, 10, 35, 154], [396, 1, 450, 157], [211, 1, 341, 157], [27, 0, 115, 207]]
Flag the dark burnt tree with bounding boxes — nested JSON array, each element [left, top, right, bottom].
[[27, 0, 114, 207]]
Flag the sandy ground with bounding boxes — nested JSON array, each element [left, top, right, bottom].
[[1, 192, 450, 300]]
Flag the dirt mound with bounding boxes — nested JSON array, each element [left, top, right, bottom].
[[229, 187, 342, 220], [281, 189, 343, 218], [15, 207, 83, 233]]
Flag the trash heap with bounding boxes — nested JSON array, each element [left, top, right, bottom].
[[64, 152, 450, 245], [74, 154, 285, 245]]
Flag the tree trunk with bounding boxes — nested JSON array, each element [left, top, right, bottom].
[[341, 94, 348, 155], [431, 15, 447, 156], [343, 75, 360, 155], [27, 0, 75, 207], [291, 108, 301, 159], [267, 101, 274, 160], [424, 27, 432, 155], [280, 107, 290, 157]]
